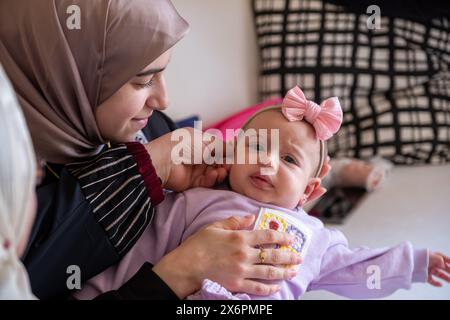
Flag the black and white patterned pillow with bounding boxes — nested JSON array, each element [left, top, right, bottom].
[[253, 0, 450, 164]]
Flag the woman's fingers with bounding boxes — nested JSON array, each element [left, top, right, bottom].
[[203, 166, 218, 187], [191, 164, 230, 188], [250, 247, 302, 266], [245, 264, 297, 281], [307, 186, 326, 203], [237, 279, 281, 296], [191, 165, 220, 188], [216, 166, 228, 183], [211, 215, 255, 231], [242, 229, 295, 248], [305, 155, 331, 204], [247, 228, 294, 247], [318, 156, 331, 180], [221, 163, 232, 173]]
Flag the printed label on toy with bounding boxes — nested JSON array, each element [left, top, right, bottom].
[[254, 207, 312, 260]]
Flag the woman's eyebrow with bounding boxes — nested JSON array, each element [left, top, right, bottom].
[[136, 67, 165, 77]]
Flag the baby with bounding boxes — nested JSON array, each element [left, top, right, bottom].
[[75, 86, 449, 300]]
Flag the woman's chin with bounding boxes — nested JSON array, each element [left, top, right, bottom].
[[108, 130, 139, 144]]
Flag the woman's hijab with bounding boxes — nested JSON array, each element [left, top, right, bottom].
[[0, 64, 36, 299], [0, 0, 188, 163]]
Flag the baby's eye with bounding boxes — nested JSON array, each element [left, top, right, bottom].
[[282, 155, 298, 165], [250, 143, 265, 152]]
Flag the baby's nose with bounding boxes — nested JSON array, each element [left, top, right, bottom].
[[259, 152, 279, 175]]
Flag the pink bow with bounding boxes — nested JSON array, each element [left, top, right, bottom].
[[281, 86, 343, 141]]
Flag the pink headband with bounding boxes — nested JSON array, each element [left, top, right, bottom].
[[281, 86, 343, 141]]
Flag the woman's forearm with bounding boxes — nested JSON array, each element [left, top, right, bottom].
[[95, 263, 179, 300], [152, 251, 199, 299]]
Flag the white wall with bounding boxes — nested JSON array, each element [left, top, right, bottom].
[[165, 0, 259, 127]]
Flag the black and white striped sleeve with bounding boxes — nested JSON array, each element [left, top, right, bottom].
[[66, 142, 164, 256]]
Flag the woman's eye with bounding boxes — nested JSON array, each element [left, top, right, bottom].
[[282, 155, 298, 165], [137, 78, 155, 88]]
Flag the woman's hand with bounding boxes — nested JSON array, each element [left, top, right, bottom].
[[152, 215, 302, 298], [428, 252, 450, 287], [145, 127, 228, 192], [305, 156, 331, 204]]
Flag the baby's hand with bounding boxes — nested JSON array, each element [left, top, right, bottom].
[[428, 252, 450, 287]]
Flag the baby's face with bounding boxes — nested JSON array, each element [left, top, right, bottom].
[[229, 110, 321, 209]]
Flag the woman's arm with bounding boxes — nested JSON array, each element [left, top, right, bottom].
[[23, 143, 166, 299], [94, 263, 178, 300], [23, 111, 180, 299]]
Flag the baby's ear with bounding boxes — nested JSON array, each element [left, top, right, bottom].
[[298, 177, 321, 207]]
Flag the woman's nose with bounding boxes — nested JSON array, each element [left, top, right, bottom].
[[147, 76, 169, 110]]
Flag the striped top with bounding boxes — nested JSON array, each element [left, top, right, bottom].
[[66, 142, 164, 256]]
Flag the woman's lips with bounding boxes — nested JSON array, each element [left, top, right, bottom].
[[131, 117, 148, 129], [250, 174, 274, 190], [131, 111, 153, 129]]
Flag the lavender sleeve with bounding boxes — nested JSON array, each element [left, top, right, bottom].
[[307, 229, 429, 299]]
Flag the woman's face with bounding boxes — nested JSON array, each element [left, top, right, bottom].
[[95, 49, 172, 142]]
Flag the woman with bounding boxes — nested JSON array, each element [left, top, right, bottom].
[[0, 65, 36, 299], [0, 0, 328, 299]]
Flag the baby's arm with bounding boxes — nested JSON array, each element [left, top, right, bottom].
[[307, 229, 429, 299]]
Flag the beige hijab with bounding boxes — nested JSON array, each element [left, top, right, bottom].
[[0, 0, 188, 163]]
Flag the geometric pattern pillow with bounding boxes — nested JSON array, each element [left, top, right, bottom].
[[253, 0, 450, 164]]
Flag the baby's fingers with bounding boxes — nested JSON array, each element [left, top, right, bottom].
[[440, 253, 450, 267], [428, 273, 442, 287], [434, 268, 450, 283]]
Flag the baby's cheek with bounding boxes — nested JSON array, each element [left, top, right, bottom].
[[283, 173, 306, 204], [229, 165, 251, 195]]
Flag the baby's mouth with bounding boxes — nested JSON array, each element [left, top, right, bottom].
[[249, 174, 274, 190]]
